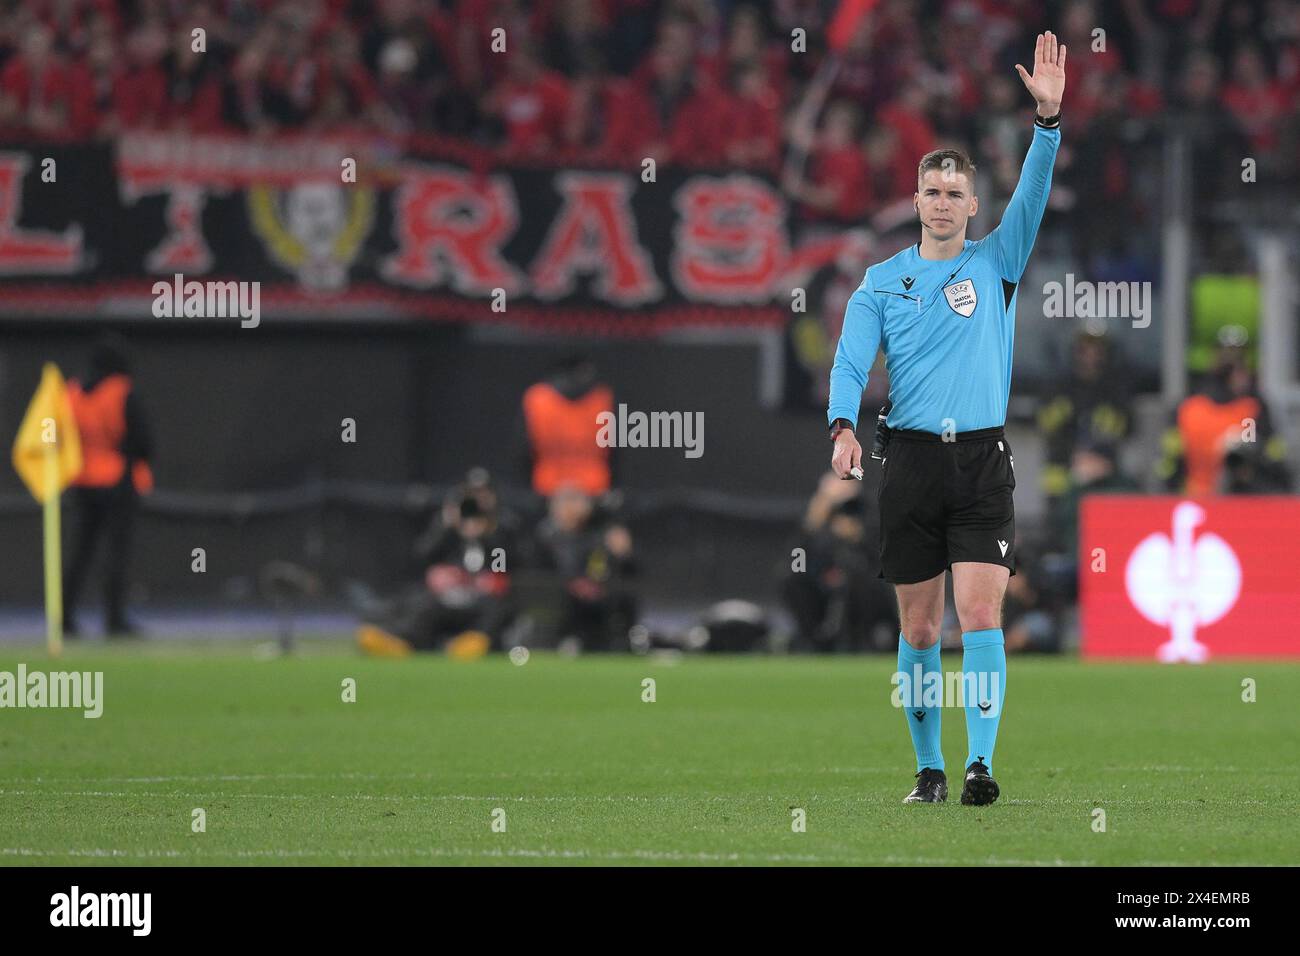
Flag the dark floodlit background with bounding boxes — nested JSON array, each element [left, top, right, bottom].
[[0, 0, 1297, 657]]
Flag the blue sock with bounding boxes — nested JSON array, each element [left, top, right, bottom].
[[897, 634, 943, 772], [962, 628, 1006, 773]]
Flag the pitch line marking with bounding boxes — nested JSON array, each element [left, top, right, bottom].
[[3, 788, 1293, 810], [3, 846, 1293, 866], [0, 846, 1090, 865], [0, 767, 904, 785]]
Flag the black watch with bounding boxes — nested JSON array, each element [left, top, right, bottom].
[[1034, 109, 1061, 129], [829, 418, 854, 442]]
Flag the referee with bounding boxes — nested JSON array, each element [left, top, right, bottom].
[[828, 33, 1066, 806]]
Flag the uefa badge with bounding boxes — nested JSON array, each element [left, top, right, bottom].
[[943, 278, 977, 317]]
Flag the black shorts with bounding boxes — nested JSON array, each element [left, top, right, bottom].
[[876, 425, 1016, 584]]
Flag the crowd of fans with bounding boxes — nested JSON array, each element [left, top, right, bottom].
[[4, 1, 1299, 235]]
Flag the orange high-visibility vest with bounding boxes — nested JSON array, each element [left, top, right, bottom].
[[67, 374, 154, 493], [1177, 394, 1259, 497], [522, 381, 613, 496]]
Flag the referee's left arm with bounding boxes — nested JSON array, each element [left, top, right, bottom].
[[990, 29, 1067, 282], [984, 123, 1060, 283]]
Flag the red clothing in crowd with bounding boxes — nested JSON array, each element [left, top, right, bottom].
[[1062, 44, 1122, 126], [453, 0, 556, 88], [312, 58, 378, 116], [1127, 77, 1165, 117], [806, 144, 872, 222], [167, 72, 227, 132], [20, 0, 123, 47], [492, 70, 571, 158], [877, 100, 935, 167], [726, 87, 783, 172], [1, 56, 77, 128], [700, 45, 792, 106], [867, 147, 919, 205], [604, 76, 733, 167], [66, 60, 106, 137], [114, 64, 170, 129], [1221, 81, 1290, 152]]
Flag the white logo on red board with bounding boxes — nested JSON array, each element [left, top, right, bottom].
[[1124, 501, 1242, 662]]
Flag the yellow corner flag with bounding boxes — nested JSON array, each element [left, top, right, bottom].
[[11, 363, 83, 657]]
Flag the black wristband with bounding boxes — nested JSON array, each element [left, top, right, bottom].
[[1034, 109, 1061, 129], [829, 418, 854, 442]]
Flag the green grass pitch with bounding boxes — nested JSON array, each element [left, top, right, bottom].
[[1, 644, 1297, 866]]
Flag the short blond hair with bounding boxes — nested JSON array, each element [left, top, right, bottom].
[[917, 148, 976, 187]]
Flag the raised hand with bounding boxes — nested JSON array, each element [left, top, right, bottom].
[[1015, 31, 1066, 116]]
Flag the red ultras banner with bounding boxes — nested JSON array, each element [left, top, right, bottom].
[[1080, 496, 1300, 660]]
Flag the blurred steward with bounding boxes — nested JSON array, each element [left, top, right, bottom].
[[782, 471, 896, 652], [1157, 327, 1292, 495], [63, 335, 154, 637], [519, 354, 614, 500], [1037, 325, 1134, 503], [533, 485, 637, 652], [357, 470, 518, 657]]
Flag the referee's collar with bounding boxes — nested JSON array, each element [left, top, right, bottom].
[[912, 240, 973, 263]]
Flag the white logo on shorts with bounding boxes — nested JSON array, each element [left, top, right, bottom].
[[997, 539, 1009, 557]]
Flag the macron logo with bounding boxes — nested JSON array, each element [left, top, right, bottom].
[[997, 539, 1009, 557], [50, 886, 151, 936]]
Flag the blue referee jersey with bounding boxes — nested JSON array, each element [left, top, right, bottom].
[[828, 124, 1061, 433]]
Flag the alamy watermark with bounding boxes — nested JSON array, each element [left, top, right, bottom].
[[50, 886, 150, 936], [0, 665, 103, 718], [596, 404, 703, 459], [891, 665, 1001, 718], [151, 273, 261, 327], [1043, 274, 1151, 328]]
